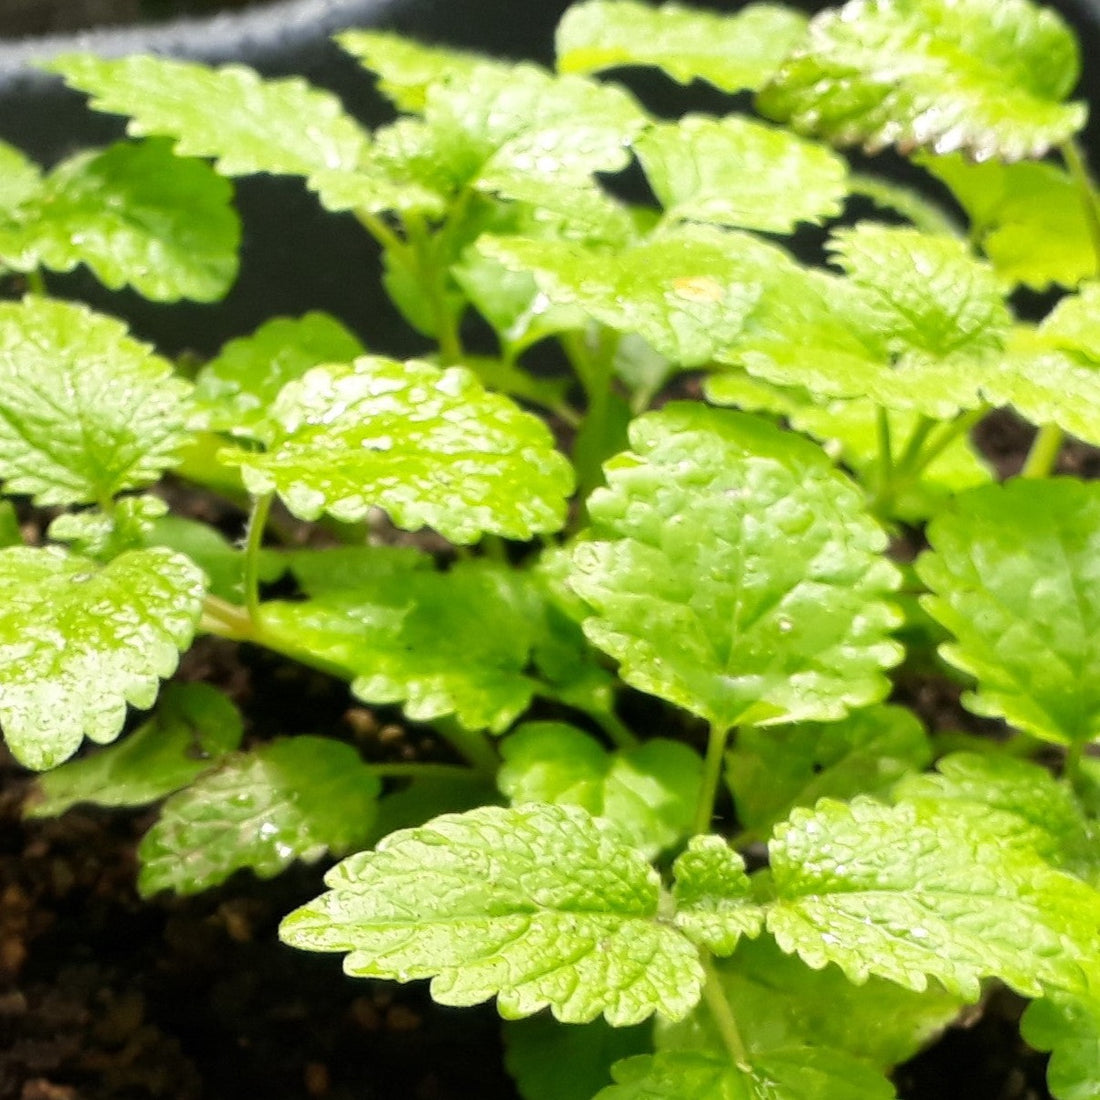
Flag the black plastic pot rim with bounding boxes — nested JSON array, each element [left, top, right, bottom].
[[0, 0, 403, 87]]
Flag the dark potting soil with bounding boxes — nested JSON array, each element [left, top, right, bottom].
[[0, 0, 266, 39]]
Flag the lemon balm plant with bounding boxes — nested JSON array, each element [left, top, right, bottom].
[[3, 0, 1100, 1095]]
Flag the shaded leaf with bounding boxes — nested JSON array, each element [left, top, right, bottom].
[[1022, 980, 1100, 1100], [498, 722, 702, 857], [193, 312, 365, 442], [30, 682, 242, 817], [727, 704, 931, 837], [139, 737, 381, 895]]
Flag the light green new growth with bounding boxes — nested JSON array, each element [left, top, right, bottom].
[[47, 53, 369, 178], [139, 736, 381, 895], [556, 0, 807, 93], [768, 797, 1100, 999], [222, 356, 574, 543], [0, 546, 205, 769], [918, 480, 1100, 746], [636, 115, 847, 233], [759, 0, 1086, 161], [280, 803, 708, 1026], [670, 836, 762, 955], [569, 403, 902, 730], [0, 297, 193, 507]]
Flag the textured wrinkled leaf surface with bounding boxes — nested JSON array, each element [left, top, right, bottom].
[[595, 1048, 893, 1100], [0, 140, 239, 301], [30, 683, 242, 817], [1022, 982, 1100, 1100], [898, 753, 1099, 884], [224, 356, 573, 542], [193, 312, 364, 441], [139, 737, 380, 896], [280, 803, 704, 1025], [481, 227, 790, 368], [48, 53, 368, 177], [768, 797, 1100, 999], [0, 297, 192, 506], [758, 0, 1086, 161], [498, 722, 702, 857], [920, 153, 1093, 290], [505, 1015, 649, 1100], [569, 404, 901, 730], [661, 938, 963, 1073], [671, 835, 762, 955], [48, 494, 167, 560], [0, 546, 204, 770], [556, 0, 807, 93], [918, 480, 1100, 745], [636, 115, 847, 233], [727, 704, 931, 836], [261, 551, 550, 733]]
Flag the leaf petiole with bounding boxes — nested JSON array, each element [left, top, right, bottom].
[[693, 722, 732, 836], [700, 955, 751, 1072]]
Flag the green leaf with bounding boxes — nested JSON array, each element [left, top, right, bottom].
[[0, 296, 193, 507], [0, 140, 42, 212], [727, 704, 931, 837], [192, 312, 365, 442], [138, 736, 381, 896], [280, 802, 705, 1025], [636, 115, 847, 234], [47, 53, 368, 178], [661, 937, 963, 1073], [556, 0, 808, 94], [1029, 282, 1100, 359], [223, 356, 573, 543], [896, 752, 1098, 883], [917, 479, 1100, 746], [505, 1014, 650, 1100], [569, 404, 902, 730], [0, 546, 205, 770], [0, 139, 239, 302], [1022, 981, 1100, 1100], [480, 227, 785, 368], [596, 1048, 894, 1100], [262, 550, 552, 733], [670, 835, 763, 955], [336, 30, 497, 113], [0, 501, 21, 547], [919, 152, 1095, 290], [767, 796, 1100, 999], [29, 682, 242, 817], [498, 722, 702, 858], [47, 495, 168, 559], [757, 0, 1086, 161], [369, 773, 501, 845]]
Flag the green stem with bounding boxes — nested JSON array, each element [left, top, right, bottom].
[[1021, 424, 1064, 479], [357, 209, 409, 259], [590, 708, 639, 751], [911, 407, 988, 474], [200, 594, 257, 641], [876, 407, 893, 492], [406, 211, 464, 364], [700, 955, 751, 1072], [1064, 740, 1086, 787], [243, 491, 273, 623], [893, 415, 936, 477], [1061, 140, 1100, 275], [429, 716, 500, 775], [693, 723, 732, 836], [24, 269, 47, 296]]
